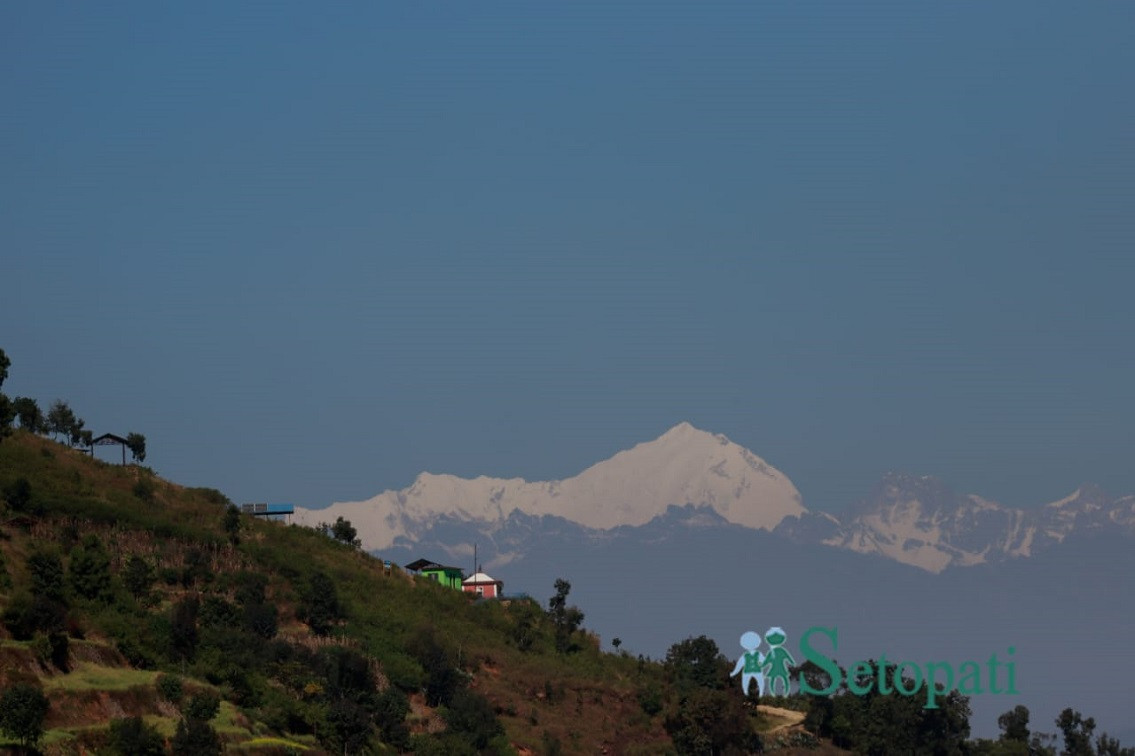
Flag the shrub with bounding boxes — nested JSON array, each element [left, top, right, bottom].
[[157, 674, 184, 703], [375, 687, 411, 750], [133, 478, 155, 503], [184, 690, 220, 721], [443, 689, 504, 751], [69, 534, 112, 601], [171, 716, 221, 756], [242, 601, 278, 639], [107, 716, 165, 756], [123, 555, 154, 600], [297, 571, 342, 636], [2, 477, 32, 512], [637, 684, 663, 716], [31, 631, 69, 671]]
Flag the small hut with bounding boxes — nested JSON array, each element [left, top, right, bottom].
[[462, 571, 503, 599]]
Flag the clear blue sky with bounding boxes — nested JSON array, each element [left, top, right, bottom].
[[3, 2, 1133, 512]]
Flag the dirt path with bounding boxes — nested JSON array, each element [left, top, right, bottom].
[[756, 704, 806, 733]]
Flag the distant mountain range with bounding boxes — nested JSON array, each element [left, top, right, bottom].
[[294, 422, 1135, 573], [294, 423, 1135, 737]]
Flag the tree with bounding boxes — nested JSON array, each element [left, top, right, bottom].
[[46, 399, 77, 442], [331, 516, 360, 547], [663, 686, 756, 756], [223, 505, 241, 545], [998, 704, 1031, 742], [1096, 733, 1135, 756], [324, 697, 373, 755], [1056, 709, 1096, 756], [298, 571, 343, 636], [123, 555, 154, 600], [126, 432, 146, 463], [665, 635, 728, 691], [0, 350, 12, 440], [13, 397, 44, 433], [169, 595, 199, 661], [67, 416, 87, 447], [0, 393, 14, 441], [547, 578, 585, 653], [28, 550, 66, 601], [0, 682, 50, 750], [375, 687, 412, 750], [69, 534, 113, 601]]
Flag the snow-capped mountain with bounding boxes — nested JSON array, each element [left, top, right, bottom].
[[294, 422, 805, 552], [296, 423, 1135, 574], [800, 474, 1135, 572]]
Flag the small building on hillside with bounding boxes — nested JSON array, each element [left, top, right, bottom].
[[462, 571, 503, 599], [240, 502, 295, 523], [404, 558, 465, 590]]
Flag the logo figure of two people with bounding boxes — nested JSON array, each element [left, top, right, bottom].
[[730, 627, 795, 697]]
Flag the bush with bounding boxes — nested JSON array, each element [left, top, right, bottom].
[[443, 689, 504, 751], [375, 687, 411, 750], [2, 592, 66, 639], [70, 534, 112, 600], [184, 690, 221, 721], [637, 684, 663, 716], [242, 601, 278, 639], [124, 555, 155, 600], [107, 716, 165, 756], [171, 716, 221, 756], [31, 631, 69, 671], [133, 478, 155, 503], [2, 477, 32, 512], [297, 571, 343, 636], [157, 674, 184, 703], [169, 596, 199, 662], [28, 550, 65, 601]]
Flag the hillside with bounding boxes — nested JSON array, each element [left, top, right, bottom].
[[0, 430, 819, 755]]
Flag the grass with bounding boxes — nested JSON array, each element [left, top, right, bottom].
[[40, 662, 158, 691], [235, 736, 316, 752], [0, 430, 690, 754]]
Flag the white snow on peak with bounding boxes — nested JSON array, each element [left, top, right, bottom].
[[1045, 489, 1082, 509], [294, 422, 806, 551]]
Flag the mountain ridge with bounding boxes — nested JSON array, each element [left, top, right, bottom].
[[296, 423, 1135, 573], [295, 422, 805, 550]]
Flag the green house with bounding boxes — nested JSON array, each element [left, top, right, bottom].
[[404, 558, 465, 590]]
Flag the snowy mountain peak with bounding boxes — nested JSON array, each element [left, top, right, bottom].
[[295, 424, 806, 551], [818, 474, 1135, 572]]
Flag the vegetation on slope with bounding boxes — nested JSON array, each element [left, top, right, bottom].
[[1, 348, 1129, 755]]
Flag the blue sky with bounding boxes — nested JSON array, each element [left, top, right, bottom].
[[3, 2, 1134, 512]]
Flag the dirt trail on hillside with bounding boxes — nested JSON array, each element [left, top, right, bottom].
[[756, 704, 806, 732]]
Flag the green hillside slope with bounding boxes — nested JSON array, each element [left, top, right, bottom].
[[0, 431, 689, 754]]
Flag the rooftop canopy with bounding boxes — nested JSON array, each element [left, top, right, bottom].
[[404, 558, 464, 573]]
